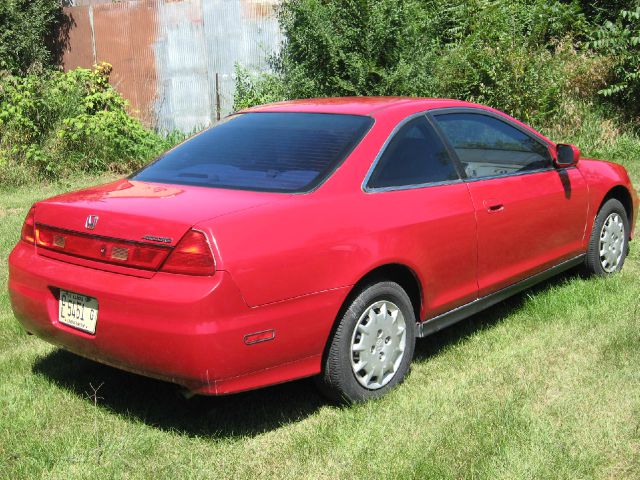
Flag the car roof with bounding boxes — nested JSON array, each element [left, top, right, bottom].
[[240, 96, 555, 150], [242, 97, 480, 116]]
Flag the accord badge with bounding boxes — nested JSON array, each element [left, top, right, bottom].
[[142, 235, 173, 244]]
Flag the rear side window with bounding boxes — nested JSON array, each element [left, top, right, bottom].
[[133, 113, 373, 193], [367, 116, 459, 189], [433, 113, 552, 179]]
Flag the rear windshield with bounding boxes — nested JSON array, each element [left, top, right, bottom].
[[132, 112, 373, 193]]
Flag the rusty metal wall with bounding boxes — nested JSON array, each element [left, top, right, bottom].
[[62, 0, 282, 132]]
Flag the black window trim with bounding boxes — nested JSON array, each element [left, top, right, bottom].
[[362, 111, 465, 193], [426, 107, 565, 183]]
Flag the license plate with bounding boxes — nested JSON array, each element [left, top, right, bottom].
[[58, 289, 99, 334]]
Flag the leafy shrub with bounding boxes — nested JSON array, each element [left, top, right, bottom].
[[589, 6, 640, 113], [0, 0, 70, 75], [235, 0, 586, 124], [429, 39, 569, 125], [275, 0, 420, 98], [576, 0, 638, 25], [0, 63, 177, 186], [233, 65, 286, 111]]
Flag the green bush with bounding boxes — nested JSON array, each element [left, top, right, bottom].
[[589, 6, 640, 114], [234, 0, 640, 124], [233, 65, 286, 111], [0, 0, 69, 75], [0, 63, 177, 186], [235, 0, 587, 124]]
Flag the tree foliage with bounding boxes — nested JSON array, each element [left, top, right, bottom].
[[233, 65, 286, 111], [0, 0, 71, 75], [235, 0, 640, 123], [589, 6, 640, 110]]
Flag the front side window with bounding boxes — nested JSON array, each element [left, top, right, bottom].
[[367, 116, 459, 189], [133, 112, 373, 193], [433, 112, 552, 179]]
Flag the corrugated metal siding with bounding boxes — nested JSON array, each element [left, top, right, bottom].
[[61, 6, 95, 68], [62, 0, 282, 132], [154, 0, 213, 131], [93, 1, 159, 124]]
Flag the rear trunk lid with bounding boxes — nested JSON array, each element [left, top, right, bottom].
[[33, 179, 284, 275]]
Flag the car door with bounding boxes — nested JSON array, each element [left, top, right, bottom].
[[363, 114, 478, 317], [431, 109, 589, 297]]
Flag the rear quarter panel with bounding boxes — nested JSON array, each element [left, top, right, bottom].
[[201, 185, 477, 318]]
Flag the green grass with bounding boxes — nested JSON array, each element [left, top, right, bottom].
[[0, 129, 639, 479]]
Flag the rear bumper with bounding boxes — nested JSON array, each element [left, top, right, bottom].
[[8, 242, 346, 394]]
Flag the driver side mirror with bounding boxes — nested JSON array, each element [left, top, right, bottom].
[[555, 144, 580, 168]]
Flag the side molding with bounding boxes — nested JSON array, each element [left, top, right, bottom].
[[418, 255, 585, 337]]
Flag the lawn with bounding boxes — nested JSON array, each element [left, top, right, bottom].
[[1, 138, 639, 479]]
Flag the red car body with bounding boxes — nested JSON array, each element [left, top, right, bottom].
[[8, 98, 638, 395]]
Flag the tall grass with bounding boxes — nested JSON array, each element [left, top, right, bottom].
[[541, 100, 640, 178]]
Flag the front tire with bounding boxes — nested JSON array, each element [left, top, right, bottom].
[[584, 198, 629, 275], [316, 281, 417, 404]]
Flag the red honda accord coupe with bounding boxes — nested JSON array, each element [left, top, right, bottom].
[[9, 97, 638, 403]]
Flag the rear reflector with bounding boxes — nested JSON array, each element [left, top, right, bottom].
[[160, 230, 215, 276], [34, 224, 171, 270], [21, 207, 36, 245]]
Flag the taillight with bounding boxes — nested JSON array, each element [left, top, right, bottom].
[[161, 229, 215, 276], [21, 207, 36, 244], [34, 224, 171, 270]]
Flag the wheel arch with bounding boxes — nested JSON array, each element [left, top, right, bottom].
[[337, 263, 423, 328], [601, 185, 634, 232]]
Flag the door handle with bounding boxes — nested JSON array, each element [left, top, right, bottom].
[[483, 199, 504, 213]]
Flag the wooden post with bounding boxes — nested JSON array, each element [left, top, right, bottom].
[[215, 73, 221, 121]]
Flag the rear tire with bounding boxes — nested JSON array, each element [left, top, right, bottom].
[[584, 198, 629, 275], [316, 281, 416, 404]]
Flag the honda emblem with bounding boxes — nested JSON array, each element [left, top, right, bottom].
[[85, 215, 99, 230]]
